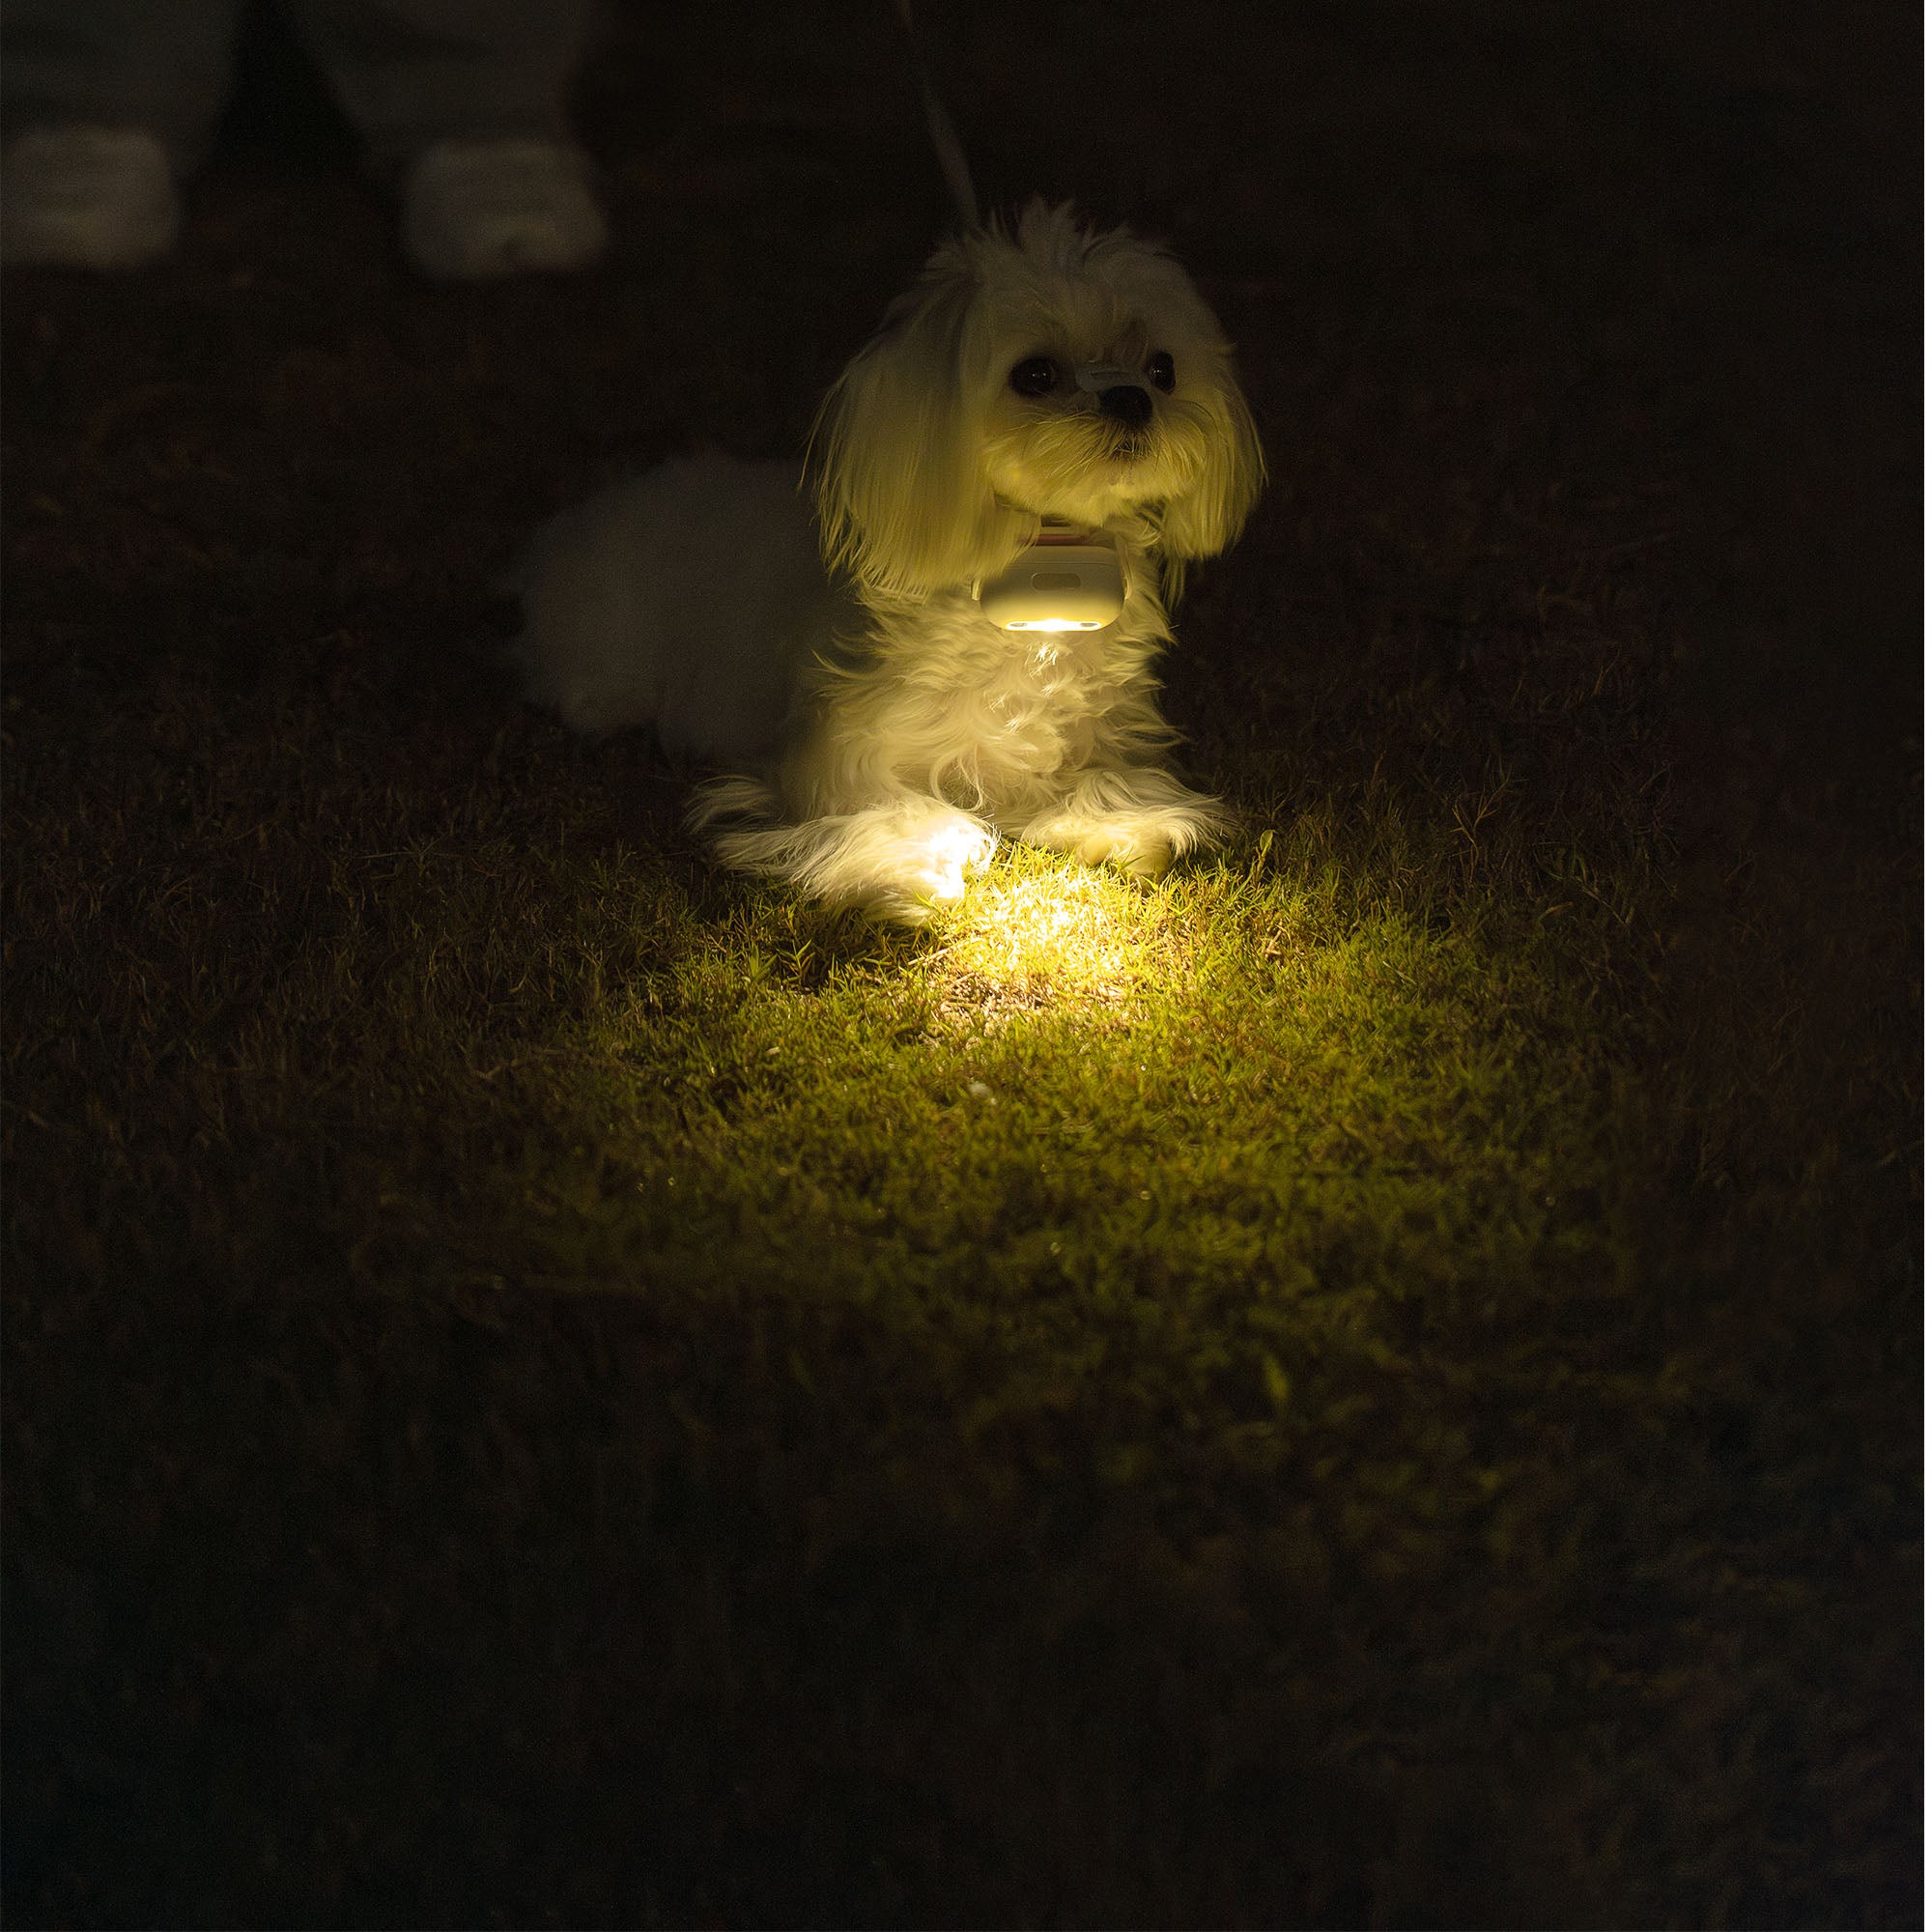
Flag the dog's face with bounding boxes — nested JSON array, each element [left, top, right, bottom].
[[814, 200, 1264, 600]]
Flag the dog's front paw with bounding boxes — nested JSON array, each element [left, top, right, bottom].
[[877, 810, 999, 921], [715, 798, 995, 923], [1022, 803, 1224, 878], [1067, 821, 1176, 878], [1018, 772, 1233, 879]]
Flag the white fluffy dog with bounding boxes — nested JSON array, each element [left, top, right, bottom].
[[515, 199, 1264, 922]]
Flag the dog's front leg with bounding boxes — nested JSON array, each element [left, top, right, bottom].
[[1016, 764, 1234, 878], [709, 792, 996, 923]]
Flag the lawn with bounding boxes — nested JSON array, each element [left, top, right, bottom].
[[3, 2, 1918, 1925]]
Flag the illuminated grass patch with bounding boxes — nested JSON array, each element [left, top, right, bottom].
[[5, 665, 1914, 1930], [931, 845, 1176, 1016]]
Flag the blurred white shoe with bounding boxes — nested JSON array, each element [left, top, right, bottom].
[[400, 138, 608, 280], [1, 125, 180, 270]]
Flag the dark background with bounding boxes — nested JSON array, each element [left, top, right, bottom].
[[4, 0, 1919, 1923]]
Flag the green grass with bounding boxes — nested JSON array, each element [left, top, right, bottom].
[[5, 613, 1915, 1923]]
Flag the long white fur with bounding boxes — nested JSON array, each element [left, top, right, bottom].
[[514, 199, 1264, 922]]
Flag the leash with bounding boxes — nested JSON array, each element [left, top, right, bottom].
[[890, 0, 980, 231], [881, 3, 1133, 634]]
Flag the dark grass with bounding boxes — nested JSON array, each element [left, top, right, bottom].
[[3, 1, 1920, 1925]]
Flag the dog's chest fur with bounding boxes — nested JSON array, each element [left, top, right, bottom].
[[805, 568, 1170, 821]]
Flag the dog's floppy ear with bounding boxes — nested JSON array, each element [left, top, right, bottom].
[[1155, 353, 1266, 585], [811, 242, 1024, 599]]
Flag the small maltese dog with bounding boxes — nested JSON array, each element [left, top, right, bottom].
[[515, 198, 1264, 922]]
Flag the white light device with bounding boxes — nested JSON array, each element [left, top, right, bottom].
[[975, 362, 1148, 634], [976, 530, 1125, 633]]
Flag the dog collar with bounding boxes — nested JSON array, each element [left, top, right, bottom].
[[975, 530, 1125, 633]]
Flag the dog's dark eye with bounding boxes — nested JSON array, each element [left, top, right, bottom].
[[1009, 355, 1060, 397], [1147, 351, 1176, 393]]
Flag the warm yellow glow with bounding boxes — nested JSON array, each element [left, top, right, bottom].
[[1003, 617, 1100, 633], [933, 856, 1162, 1009], [920, 817, 998, 901]]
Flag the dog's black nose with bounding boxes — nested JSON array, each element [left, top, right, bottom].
[[1098, 384, 1153, 428]]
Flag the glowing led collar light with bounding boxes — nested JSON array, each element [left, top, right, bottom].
[[976, 529, 1126, 633]]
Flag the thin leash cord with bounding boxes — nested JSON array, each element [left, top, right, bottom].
[[890, 0, 980, 231]]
